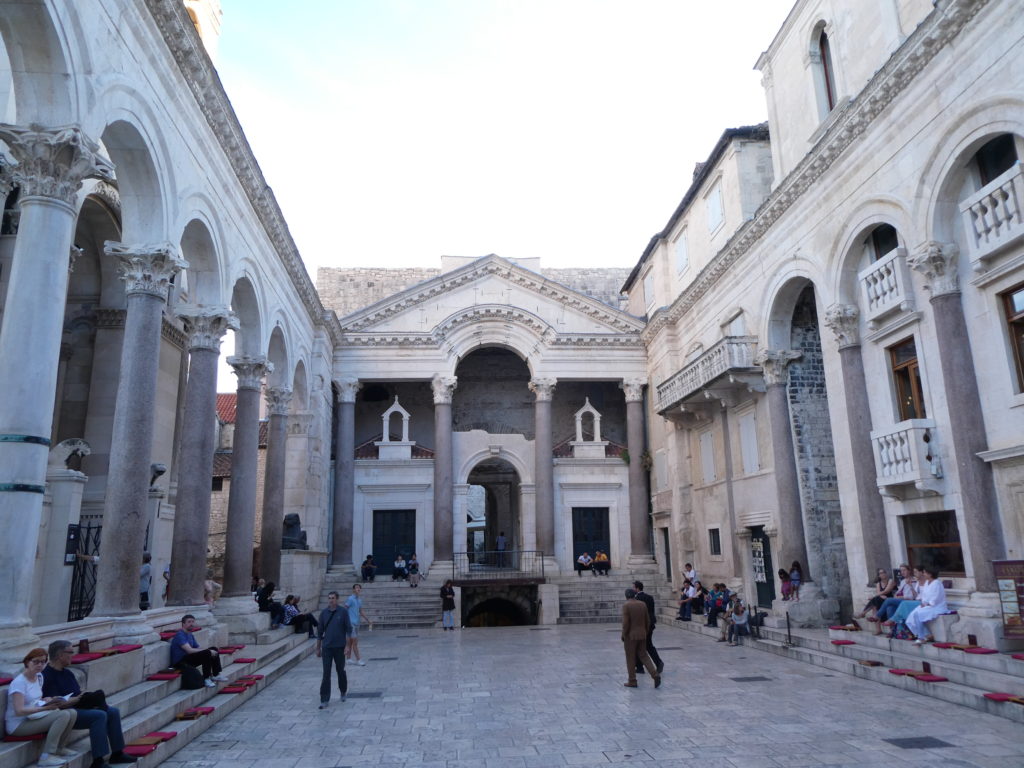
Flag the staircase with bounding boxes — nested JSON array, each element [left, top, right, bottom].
[[319, 569, 440, 629], [554, 570, 675, 625]]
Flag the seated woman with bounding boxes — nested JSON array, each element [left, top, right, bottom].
[[255, 581, 285, 628], [727, 603, 751, 646], [393, 555, 408, 581], [281, 595, 319, 638], [691, 581, 707, 616], [575, 552, 593, 576], [677, 579, 696, 621], [872, 564, 918, 634], [407, 554, 420, 587], [4, 648, 77, 767], [906, 566, 948, 645], [592, 551, 610, 575], [360, 555, 377, 582], [855, 567, 897, 620]]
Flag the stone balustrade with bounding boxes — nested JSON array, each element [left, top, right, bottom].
[[655, 335, 759, 412], [960, 161, 1024, 269], [870, 418, 942, 494], [858, 246, 913, 327]]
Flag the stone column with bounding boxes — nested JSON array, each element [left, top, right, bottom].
[[824, 304, 890, 582], [622, 378, 652, 559], [167, 307, 237, 606], [909, 242, 1005, 592], [92, 243, 186, 625], [432, 375, 457, 563], [529, 377, 556, 556], [331, 378, 360, 568], [259, 386, 292, 583], [221, 355, 271, 597], [0, 126, 112, 645], [755, 349, 810, 579]]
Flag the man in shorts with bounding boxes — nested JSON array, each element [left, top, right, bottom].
[[344, 584, 373, 665]]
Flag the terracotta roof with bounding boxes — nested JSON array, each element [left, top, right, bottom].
[[216, 393, 237, 424], [212, 452, 233, 478], [552, 436, 626, 459], [354, 435, 435, 459]]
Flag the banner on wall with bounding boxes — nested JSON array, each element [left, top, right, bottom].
[[994, 560, 1024, 639]]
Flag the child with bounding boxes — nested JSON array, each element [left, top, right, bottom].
[[778, 568, 792, 601], [789, 561, 803, 602]]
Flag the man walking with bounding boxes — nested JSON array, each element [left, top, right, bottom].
[[316, 591, 351, 709], [633, 581, 664, 675], [621, 589, 660, 688], [344, 583, 372, 665]]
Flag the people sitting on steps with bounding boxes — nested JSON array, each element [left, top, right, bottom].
[[575, 551, 594, 576], [593, 551, 610, 575], [392, 554, 408, 581]]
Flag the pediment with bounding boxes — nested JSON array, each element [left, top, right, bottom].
[[340, 255, 645, 347]]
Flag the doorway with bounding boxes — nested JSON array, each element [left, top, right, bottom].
[[750, 525, 775, 608], [466, 458, 520, 562], [572, 507, 610, 561], [372, 509, 416, 576]]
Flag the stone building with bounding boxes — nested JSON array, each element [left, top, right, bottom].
[[624, 0, 1023, 644]]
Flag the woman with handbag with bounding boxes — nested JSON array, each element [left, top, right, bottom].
[[5, 648, 76, 767]]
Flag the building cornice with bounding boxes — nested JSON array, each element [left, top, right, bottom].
[[642, 0, 990, 344]]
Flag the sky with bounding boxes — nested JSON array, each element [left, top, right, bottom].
[[214, 0, 795, 279]]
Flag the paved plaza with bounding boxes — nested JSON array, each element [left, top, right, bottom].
[[163, 623, 1024, 768]]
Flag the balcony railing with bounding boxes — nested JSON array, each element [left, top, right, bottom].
[[655, 336, 759, 412], [960, 161, 1024, 268], [858, 246, 913, 327], [452, 550, 545, 582], [870, 419, 942, 494]]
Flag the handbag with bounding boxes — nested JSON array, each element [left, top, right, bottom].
[[75, 689, 108, 711]]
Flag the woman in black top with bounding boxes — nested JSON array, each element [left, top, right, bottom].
[[440, 580, 456, 631]]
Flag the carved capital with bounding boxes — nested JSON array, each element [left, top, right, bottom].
[[432, 375, 458, 404], [823, 304, 860, 348], [68, 245, 83, 275], [528, 377, 557, 402], [176, 305, 238, 352], [106, 241, 188, 300], [0, 124, 114, 205], [227, 355, 272, 391], [336, 377, 361, 404], [0, 166, 13, 199], [908, 241, 960, 296], [755, 349, 801, 386], [620, 377, 647, 403], [264, 386, 293, 416]]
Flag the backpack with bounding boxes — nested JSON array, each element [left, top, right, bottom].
[[178, 663, 205, 690]]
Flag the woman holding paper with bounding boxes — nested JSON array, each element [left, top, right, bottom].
[[3, 648, 76, 766]]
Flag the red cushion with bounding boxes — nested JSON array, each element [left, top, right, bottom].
[[932, 642, 957, 649], [70, 652, 105, 664], [146, 732, 177, 741], [233, 657, 257, 663], [828, 625, 848, 631], [984, 692, 1016, 701], [122, 745, 159, 757], [964, 647, 998, 655], [830, 639, 855, 645], [1013, 653, 1024, 661], [913, 674, 948, 682], [147, 672, 181, 681], [889, 668, 915, 675], [238, 674, 264, 680], [219, 685, 248, 694], [109, 644, 143, 652], [3, 733, 45, 742], [0, 676, 12, 686], [159, 631, 177, 641]]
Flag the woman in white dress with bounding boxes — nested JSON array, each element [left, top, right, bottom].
[[906, 566, 948, 644]]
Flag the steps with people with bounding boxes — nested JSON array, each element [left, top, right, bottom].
[[319, 572, 441, 630], [555, 570, 674, 625]]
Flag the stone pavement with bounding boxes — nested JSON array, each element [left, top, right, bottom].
[[163, 624, 1024, 768]]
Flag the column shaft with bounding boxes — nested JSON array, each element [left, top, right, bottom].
[[223, 385, 260, 595], [259, 387, 291, 583], [625, 399, 650, 555], [433, 402, 454, 560], [534, 399, 554, 555], [332, 396, 356, 566], [765, 382, 810, 574]]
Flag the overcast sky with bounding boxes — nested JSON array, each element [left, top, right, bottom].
[[215, 0, 795, 278]]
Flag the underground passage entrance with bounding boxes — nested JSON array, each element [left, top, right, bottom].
[[462, 585, 537, 627]]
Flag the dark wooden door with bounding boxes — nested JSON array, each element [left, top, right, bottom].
[[372, 509, 416, 576], [750, 525, 776, 608], [571, 507, 609, 561]]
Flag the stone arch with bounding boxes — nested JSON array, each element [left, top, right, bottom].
[[437, 305, 547, 376], [266, 325, 289, 388], [98, 117, 167, 242], [0, 0, 74, 123], [229, 276, 263, 358], [457, 448, 533, 487], [762, 266, 823, 349], [177, 217, 223, 305], [291, 358, 309, 411], [462, 588, 534, 627]]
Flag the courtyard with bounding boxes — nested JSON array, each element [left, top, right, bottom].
[[163, 624, 1024, 768]]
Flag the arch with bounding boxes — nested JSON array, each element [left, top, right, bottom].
[[178, 218, 224, 305], [437, 305, 548, 376], [463, 595, 532, 627], [759, 259, 826, 349], [457, 447, 532, 487], [98, 118, 166, 242], [230, 276, 263, 357], [809, 19, 838, 120], [266, 325, 289, 388], [0, 0, 74, 123], [291, 359, 309, 411]]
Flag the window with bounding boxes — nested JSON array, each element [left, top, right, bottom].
[[211, 477, 224, 492], [674, 230, 689, 274], [975, 133, 1018, 186], [865, 224, 899, 261], [708, 528, 722, 557], [738, 409, 760, 475], [903, 511, 965, 575], [706, 181, 724, 233], [643, 271, 655, 309], [1004, 283, 1024, 391], [699, 430, 716, 484], [818, 29, 837, 112], [889, 337, 926, 420]]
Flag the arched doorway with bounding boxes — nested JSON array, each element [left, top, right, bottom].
[[467, 458, 520, 566]]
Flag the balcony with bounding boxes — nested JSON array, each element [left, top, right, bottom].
[[870, 419, 942, 496], [858, 246, 914, 328], [960, 162, 1024, 269], [655, 336, 760, 414]]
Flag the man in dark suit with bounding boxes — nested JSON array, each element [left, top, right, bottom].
[[621, 589, 661, 688], [633, 580, 665, 675]]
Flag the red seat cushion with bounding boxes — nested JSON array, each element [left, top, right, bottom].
[[219, 685, 248, 694], [108, 644, 143, 652], [932, 642, 957, 649], [0, 676, 12, 686], [146, 732, 178, 742], [147, 672, 181, 681], [828, 625, 848, 631], [70, 652, 105, 664], [3, 733, 45, 742], [889, 668, 915, 675], [984, 692, 1017, 701], [830, 639, 855, 645], [963, 647, 998, 655], [232, 657, 257, 663], [122, 745, 159, 757], [159, 631, 177, 641], [913, 674, 948, 682], [1012, 653, 1024, 661], [238, 674, 264, 680]]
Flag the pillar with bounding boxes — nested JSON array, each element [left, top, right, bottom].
[[755, 349, 811, 579], [432, 375, 456, 562], [92, 242, 186, 619], [909, 242, 1005, 592], [622, 378, 652, 558], [331, 378, 360, 567], [824, 304, 890, 581], [259, 386, 292, 583], [529, 377, 556, 556], [0, 125, 111, 643]]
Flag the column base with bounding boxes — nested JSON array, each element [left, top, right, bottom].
[[950, 591, 1019, 650], [214, 596, 271, 643], [537, 583, 560, 625], [770, 583, 840, 627], [625, 554, 658, 574], [0, 620, 41, 673], [108, 613, 161, 647], [540, 556, 560, 577], [427, 560, 453, 582]]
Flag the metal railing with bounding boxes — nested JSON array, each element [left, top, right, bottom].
[[453, 550, 545, 581]]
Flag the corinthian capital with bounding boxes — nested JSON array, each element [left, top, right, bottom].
[[908, 241, 960, 297], [432, 375, 458, 404], [336, 377, 361, 404], [528, 377, 557, 402], [176, 305, 238, 352], [264, 386, 293, 416], [823, 304, 860, 349], [619, 377, 647, 403], [0, 124, 114, 205], [227, 355, 272, 391], [755, 349, 801, 386], [106, 241, 188, 300]]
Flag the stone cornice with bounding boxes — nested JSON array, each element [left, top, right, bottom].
[[642, 0, 990, 344], [340, 331, 644, 349], [143, 0, 334, 336]]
